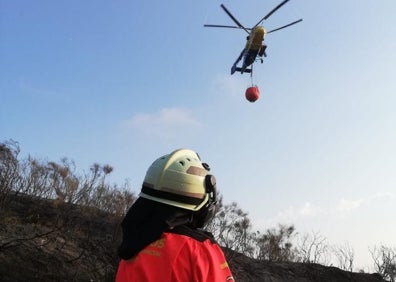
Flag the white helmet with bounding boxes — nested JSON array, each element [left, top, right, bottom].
[[139, 149, 217, 211]]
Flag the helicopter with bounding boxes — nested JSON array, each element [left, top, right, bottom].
[[204, 0, 303, 76]]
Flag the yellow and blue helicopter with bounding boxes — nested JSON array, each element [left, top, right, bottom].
[[204, 0, 303, 75]]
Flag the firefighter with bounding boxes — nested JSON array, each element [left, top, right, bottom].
[[116, 149, 234, 282]]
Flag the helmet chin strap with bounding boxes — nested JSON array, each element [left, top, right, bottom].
[[190, 194, 217, 228], [164, 203, 213, 229], [165, 212, 193, 228]]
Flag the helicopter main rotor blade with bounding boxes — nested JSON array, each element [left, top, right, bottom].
[[204, 24, 245, 29], [253, 0, 290, 28], [220, 4, 250, 34], [266, 18, 303, 34]]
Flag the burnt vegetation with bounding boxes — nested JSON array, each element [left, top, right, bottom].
[[0, 140, 393, 281]]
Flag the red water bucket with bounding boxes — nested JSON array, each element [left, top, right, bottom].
[[245, 86, 260, 102]]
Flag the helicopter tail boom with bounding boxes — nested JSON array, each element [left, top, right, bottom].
[[232, 67, 252, 74], [236, 67, 251, 73]]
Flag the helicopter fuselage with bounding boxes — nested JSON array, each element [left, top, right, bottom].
[[232, 26, 266, 74], [242, 26, 265, 68]]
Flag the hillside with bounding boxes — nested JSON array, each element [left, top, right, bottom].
[[0, 193, 385, 282]]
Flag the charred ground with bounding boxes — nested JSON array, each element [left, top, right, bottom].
[[0, 193, 384, 282]]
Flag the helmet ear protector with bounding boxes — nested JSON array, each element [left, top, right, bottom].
[[203, 165, 217, 208], [189, 169, 217, 228], [203, 164, 218, 216]]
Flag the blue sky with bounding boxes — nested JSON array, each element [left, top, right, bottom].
[[1, 0, 396, 270]]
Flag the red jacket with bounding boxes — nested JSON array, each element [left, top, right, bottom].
[[116, 231, 234, 282]]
